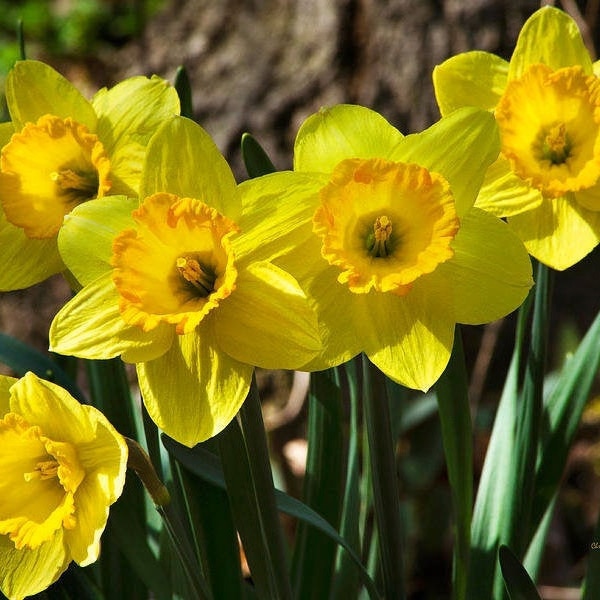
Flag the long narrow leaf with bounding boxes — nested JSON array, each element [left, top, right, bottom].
[[498, 546, 541, 600], [217, 376, 292, 600], [292, 368, 345, 599], [467, 293, 533, 600], [531, 307, 600, 532], [161, 434, 381, 599], [362, 356, 405, 599]]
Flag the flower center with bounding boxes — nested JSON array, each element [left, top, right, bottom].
[[367, 215, 394, 257], [313, 158, 459, 295], [0, 114, 111, 239], [112, 193, 239, 335], [496, 64, 600, 200], [0, 413, 83, 550], [176, 256, 216, 296]]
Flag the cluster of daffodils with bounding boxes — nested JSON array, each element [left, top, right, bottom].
[[0, 5, 597, 597]]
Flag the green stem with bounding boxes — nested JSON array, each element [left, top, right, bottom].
[[435, 326, 472, 600], [218, 373, 292, 600], [362, 355, 405, 599]]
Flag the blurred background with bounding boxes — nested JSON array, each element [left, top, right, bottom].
[[1, 1, 600, 598]]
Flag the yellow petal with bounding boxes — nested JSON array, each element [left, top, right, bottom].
[[437, 207, 533, 324], [49, 272, 175, 363], [5, 60, 97, 132], [58, 195, 136, 287], [509, 6, 593, 79], [236, 171, 325, 262], [361, 284, 455, 391], [93, 76, 180, 196], [0, 530, 69, 600], [138, 330, 253, 446], [140, 116, 240, 221], [215, 261, 321, 368], [296, 264, 364, 371], [65, 408, 127, 565], [0, 216, 64, 291], [0, 376, 15, 415], [476, 157, 543, 217], [433, 51, 509, 115], [294, 104, 404, 173], [9, 373, 95, 445], [389, 107, 499, 216], [508, 196, 600, 270]]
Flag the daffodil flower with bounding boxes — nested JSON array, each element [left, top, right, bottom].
[[433, 6, 600, 270], [236, 104, 533, 390], [49, 116, 321, 446], [0, 372, 127, 600], [0, 60, 180, 290]]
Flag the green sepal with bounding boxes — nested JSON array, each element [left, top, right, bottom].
[[241, 133, 277, 178]]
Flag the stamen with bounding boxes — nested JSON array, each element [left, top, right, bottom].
[[24, 459, 59, 482], [367, 215, 393, 257], [51, 168, 98, 198], [176, 256, 216, 296], [542, 123, 571, 164]]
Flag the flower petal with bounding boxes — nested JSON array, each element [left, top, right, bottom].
[[0, 122, 14, 146], [49, 272, 175, 363], [390, 107, 499, 216], [137, 329, 253, 446], [140, 116, 240, 220], [5, 60, 96, 132], [476, 157, 544, 217], [0, 376, 15, 415], [58, 196, 137, 287], [433, 51, 509, 116], [237, 171, 325, 262], [437, 207, 532, 324], [9, 373, 95, 445], [361, 285, 455, 391], [507, 196, 600, 270], [91, 76, 179, 196], [294, 104, 404, 173], [0, 216, 64, 291], [509, 6, 593, 79], [215, 261, 321, 369], [66, 408, 127, 565], [0, 530, 69, 600], [298, 264, 365, 371]]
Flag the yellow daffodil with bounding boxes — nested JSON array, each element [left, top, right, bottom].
[[49, 116, 321, 446], [0, 372, 127, 600], [0, 60, 180, 290], [236, 104, 533, 390], [433, 6, 600, 270]]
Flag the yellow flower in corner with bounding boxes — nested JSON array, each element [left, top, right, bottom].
[[433, 6, 600, 270], [0, 372, 127, 600], [50, 116, 321, 447], [0, 60, 180, 290], [236, 104, 533, 391]]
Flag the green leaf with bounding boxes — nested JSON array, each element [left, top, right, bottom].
[[174, 66, 193, 119], [292, 368, 345, 600], [172, 449, 246, 600], [498, 545, 541, 600], [217, 377, 293, 600], [241, 133, 277, 178], [362, 357, 405, 599], [434, 327, 472, 600], [0, 332, 85, 402], [531, 306, 600, 532], [161, 435, 381, 599], [467, 292, 533, 600]]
